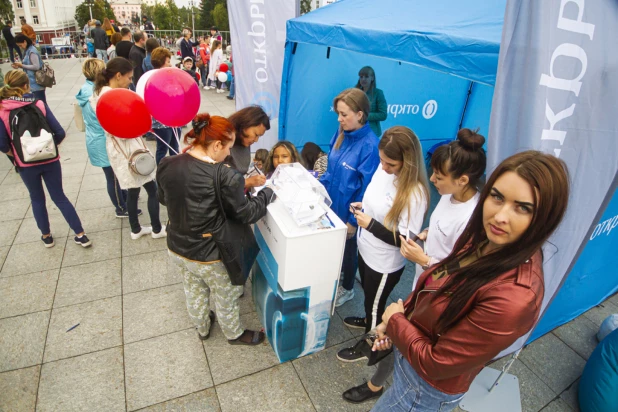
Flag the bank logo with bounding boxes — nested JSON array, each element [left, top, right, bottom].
[[251, 91, 278, 118], [422, 100, 438, 119]]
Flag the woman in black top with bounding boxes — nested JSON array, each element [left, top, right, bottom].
[[157, 113, 274, 345]]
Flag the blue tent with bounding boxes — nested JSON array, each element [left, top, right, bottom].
[[278, 0, 618, 351], [279, 0, 506, 150]]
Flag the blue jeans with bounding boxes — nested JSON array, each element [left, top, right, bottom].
[[371, 348, 464, 412], [341, 235, 358, 290], [32, 90, 46, 105], [153, 127, 180, 165], [96, 49, 108, 63], [19, 160, 84, 236], [228, 75, 235, 98], [127, 180, 161, 234], [199, 64, 208, 87], [102, 166, 127, 213]]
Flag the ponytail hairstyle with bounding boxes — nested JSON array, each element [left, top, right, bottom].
[[210, 39, 221, 55], [0, 70, 29, 104], [94, 57, 133, 95], [379, 126, 430, 236], [433, 151, 570, 335], [431, 128, 487, 190], [185, 113, 235, 151], [332, 88, 370, 150]]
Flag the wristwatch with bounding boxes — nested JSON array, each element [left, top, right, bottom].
[[421, 256, 432, 270]]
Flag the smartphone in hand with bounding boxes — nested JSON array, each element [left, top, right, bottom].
[[408, 230, 425, 248], [349, 204, 361, 214]]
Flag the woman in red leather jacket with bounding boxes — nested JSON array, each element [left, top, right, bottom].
[[371, 151, 570, 411]]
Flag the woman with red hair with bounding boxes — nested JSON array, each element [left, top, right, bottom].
[[157, 113, 274, 345]]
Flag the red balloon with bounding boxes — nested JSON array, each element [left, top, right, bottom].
[[219, 63, 229, 73], [95, 89, 152, 138]]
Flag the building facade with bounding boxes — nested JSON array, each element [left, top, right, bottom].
[[10, 0, 82, 44], [110, 0, 142, 26]]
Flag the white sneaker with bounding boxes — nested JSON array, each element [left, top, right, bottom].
[[217, 89, 225, 94], [335, 286, 354, 307], [203, 86, 211, 90], [131, 226, 152, 240], [152, 225, 167, 239]]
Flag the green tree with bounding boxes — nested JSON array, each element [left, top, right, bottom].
[[103, 0, 116, 22], [75, 0, 105, 28], [199, 0, 214, 30], [0, 0, 15, 24], [153, 3, 172, 30], [212, 3, 228, 31]]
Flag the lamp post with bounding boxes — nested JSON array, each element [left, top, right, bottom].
[[85, 1, 93, 21], [189, 0, 195, 36]]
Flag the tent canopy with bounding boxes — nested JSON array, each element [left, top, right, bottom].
[[286, 0, 506, 85]]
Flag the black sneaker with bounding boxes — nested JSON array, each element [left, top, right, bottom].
[[115, 208, 142, 218], [342, 382, 383, 404], [226, 96, 234, 100], [344, 316, 367, 329], [74, 234, 92, 248], [41, 235, 54, 248], [336, 343, 369, 363]]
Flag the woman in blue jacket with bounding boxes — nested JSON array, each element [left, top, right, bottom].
[[75, 58, 128, 217], [320, 88, 380, 307]]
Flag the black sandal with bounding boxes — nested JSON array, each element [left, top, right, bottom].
[[197, 311, 216, 341], [228, 329, 265, 346]]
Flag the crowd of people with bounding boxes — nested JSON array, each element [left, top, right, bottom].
[[0, 23, 573, 411]]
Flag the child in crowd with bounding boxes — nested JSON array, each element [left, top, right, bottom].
[[301, 142, 328, 178], [206, 40, 223, 92], [253, 149, 268, 173], [182, 57, 199, 85], [264, 141, 300, 177]]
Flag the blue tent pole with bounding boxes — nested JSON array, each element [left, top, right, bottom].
[[278, 41, 297, 142]]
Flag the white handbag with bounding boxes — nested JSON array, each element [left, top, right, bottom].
[[20, 130, 57, 162], [111, 136, 156, 176], [73, 103, 86, 132]]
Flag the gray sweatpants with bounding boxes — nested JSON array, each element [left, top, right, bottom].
[[169, 251, 244, 340]]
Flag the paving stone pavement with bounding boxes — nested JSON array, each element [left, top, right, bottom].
[[0, 58, 614, 412]]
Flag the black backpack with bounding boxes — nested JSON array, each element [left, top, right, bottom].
[[8, 100, 56, 166]]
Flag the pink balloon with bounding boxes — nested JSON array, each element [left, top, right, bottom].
[[144, 68, 200, 127]]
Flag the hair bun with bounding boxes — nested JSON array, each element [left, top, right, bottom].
[[457, 128, 485, 151]]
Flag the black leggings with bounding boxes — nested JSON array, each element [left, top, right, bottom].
[[127, 180, 161, 234], [359, 253, 405, 333]]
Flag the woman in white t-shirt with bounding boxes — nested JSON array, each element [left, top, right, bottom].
[[337, 126, 429, 362], [402, 128, 487, 290], [340, 128, 487, 405]]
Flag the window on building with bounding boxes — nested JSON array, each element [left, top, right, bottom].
[[32, 15, 39, 24], [316, 1, 320, 8], [16, 0, 23, 9], [30, 0, 36, 7]]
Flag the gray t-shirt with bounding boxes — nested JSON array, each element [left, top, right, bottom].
[[226, 144, 251, 175]]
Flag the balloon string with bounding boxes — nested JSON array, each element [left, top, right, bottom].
[[172, 127, 181, 148], [150, 130, 180, 155]]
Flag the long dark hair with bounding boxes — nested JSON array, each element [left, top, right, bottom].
[[433, 151, 570, 334], [300, 142, 325, 169], [264, 141, 300, 175], [94, 57, 133, 95], [431, 128, 487, 190]]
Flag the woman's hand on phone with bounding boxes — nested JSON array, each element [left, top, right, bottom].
[[350, 202, 362, 210], [372, 323, 392, 351], [353, 210, 371, 229], [399, 235, 428, 265]]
